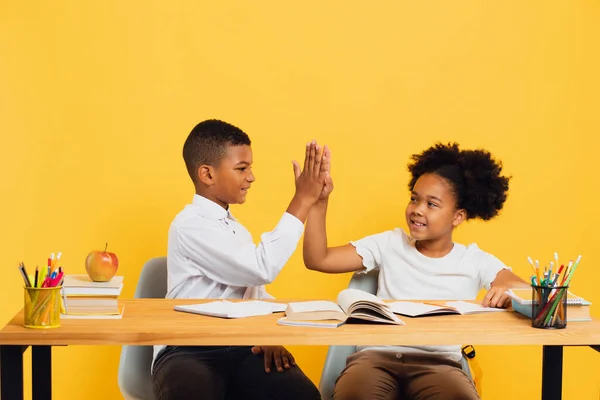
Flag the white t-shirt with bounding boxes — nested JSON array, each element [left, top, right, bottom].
[[152, 194, 304, 370], [351, 228, 508, 361]]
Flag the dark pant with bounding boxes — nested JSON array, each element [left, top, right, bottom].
[[332, 350, 479, 400], [152, 346, 321, 400]]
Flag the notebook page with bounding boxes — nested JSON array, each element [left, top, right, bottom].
[[389, 301, 452, 316], [175, 300, 275, 318], [445, 301, 508, 314], [249, 301, 287, 313]]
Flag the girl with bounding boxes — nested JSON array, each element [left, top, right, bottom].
[[304, 142, 528, 400]]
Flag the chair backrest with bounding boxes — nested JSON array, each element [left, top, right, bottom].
[[347, 269, 380, 294], [319, 269, 472, 399], [117, 257, 167, 400], [133, 257, 168, 299]]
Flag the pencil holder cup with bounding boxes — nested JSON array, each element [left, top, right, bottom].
[[24, 286, 62, 329], [531, 285, 568, 329]]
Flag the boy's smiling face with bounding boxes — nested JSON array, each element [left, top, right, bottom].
[[405, 173, 465, 241], [201, 144, 255, 208]]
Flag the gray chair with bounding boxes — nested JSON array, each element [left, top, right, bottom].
[[118, 257, 168, 400], [318, 269, 473, 399]]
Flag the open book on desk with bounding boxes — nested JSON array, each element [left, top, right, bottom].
[[174, 300, 287, 319], [277, 288, 404, 328], [389, 301, 507, 317]]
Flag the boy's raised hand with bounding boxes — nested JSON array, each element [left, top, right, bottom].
[[292, 141, 326, 202], [287, 141, 328, 222]]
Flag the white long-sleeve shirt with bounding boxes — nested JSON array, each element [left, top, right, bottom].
[[152, 194, 304, 368]]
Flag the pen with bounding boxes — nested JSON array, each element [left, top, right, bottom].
[[560, 260, 572, 285], [18, 263, 32, 287], [551, 265, 564, 287], [564, 255, 582, 286], [423, 301, 446, 308], [41, 275, 52, 288], [53, 271, 64, 286]]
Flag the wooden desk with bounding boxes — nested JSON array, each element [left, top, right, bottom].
[[1, 299, 599, 400]]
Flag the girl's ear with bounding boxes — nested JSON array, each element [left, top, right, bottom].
[[453, 208, 467, 227]]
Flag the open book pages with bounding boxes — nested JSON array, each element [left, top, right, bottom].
[[174, 300, 287, 319], [389, 300, 506, 317], [285, 301, 346, 321], [337, 289, 403, 324], [284, 289, 404, 325], [389, 301, 456, 317]]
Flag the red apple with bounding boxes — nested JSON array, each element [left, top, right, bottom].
[[85, 243, 119, 282]]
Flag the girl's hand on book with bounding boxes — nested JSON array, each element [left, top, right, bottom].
[[251, 345, 297, 373], [482, 286, 511, 308]]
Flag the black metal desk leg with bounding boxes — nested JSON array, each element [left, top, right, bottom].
[[0, 345, 25, 400], [542, 345, 563, 400], [32, 346, 52, 400]]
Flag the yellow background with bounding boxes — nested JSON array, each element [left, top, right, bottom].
[[2, 1, 599, 399]]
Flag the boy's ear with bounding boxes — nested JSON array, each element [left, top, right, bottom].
[[197, 164, 216, 186], [452, 209, 467, 227]]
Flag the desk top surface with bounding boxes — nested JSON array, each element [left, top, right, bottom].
[[1, 299, 599, 346]]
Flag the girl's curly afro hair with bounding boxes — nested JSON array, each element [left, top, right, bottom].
[[407, 142, 510, 221]]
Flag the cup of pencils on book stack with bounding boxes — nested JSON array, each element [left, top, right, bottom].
[[527, 253, 582, 329], [18, 252, 65, 329]]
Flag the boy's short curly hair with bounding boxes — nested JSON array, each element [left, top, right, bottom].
[[407, 142, 510, 221], [183, 119, 251, 184]]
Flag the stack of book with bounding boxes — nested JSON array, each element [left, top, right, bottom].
[[507, 288, 592, 322], [60, 274, 125, 319]]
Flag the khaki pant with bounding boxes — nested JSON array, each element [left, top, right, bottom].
[[332, 350, 480, 400]]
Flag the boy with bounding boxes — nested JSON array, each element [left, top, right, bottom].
[[304, 143, 528, 399], [152, 119, 325, 400]]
